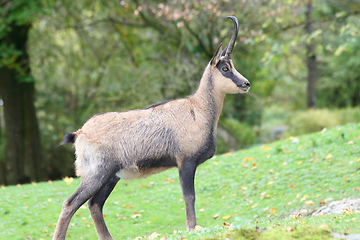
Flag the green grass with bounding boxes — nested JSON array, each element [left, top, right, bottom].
[[1, 123, 360, 239]]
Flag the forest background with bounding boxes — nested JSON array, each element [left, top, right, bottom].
[[0, 0, 359, 185]]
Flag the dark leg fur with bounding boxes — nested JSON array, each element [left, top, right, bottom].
[[52, 165, 120, 240], [88, 175, 120, 240], [178, 160, 197, 231]]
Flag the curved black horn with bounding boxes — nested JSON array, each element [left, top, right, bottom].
[[224, 16, 239, 59]]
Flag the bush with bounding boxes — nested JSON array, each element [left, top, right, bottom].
[[334, 107, 360, 125], [216, 118, 256, 154], [286, 108, 360, 137]]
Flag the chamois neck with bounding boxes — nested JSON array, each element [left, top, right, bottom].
[[191, 66, 225, 124]]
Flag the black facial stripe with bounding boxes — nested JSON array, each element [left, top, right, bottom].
[[217, 60, 243, 87]]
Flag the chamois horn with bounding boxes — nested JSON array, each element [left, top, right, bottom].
[[224, 16, 239, 59]]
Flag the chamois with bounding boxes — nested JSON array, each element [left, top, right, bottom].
[[53, 16, 250, 240]]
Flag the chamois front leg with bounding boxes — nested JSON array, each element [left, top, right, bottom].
[[178, 160, 197, 230]]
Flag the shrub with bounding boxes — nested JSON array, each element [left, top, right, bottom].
[[334, 107, 360, 125], [217, 118, 256, 154], [286, 108, 360, 137], [286, 109, 340, 136]]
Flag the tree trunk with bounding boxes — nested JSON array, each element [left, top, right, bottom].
[[0, 67, 23, 184], [305, 0, 317, 109], [21, 81, 44, 182], [0, 23, 43, 185]]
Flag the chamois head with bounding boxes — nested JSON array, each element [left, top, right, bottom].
[[210, 16, 250, 95]]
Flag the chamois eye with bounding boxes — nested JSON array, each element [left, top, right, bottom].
[[222, 66, 229, 72]]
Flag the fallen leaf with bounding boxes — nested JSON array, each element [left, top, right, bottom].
[[130, 214, 142, 218], [348, 141, 354, 144], [297, 161, 302, 165], [223, 215, 231, 220], [326, 154, 332, 159], [149, 232, 161, 239], [267, 181, 273, 185], [213, 214, 220, 219], [290, 183, 296, 188], [63, 177, 74, 185], [285, 226, 293, 232], [263, 147, 271, 152], [194, 225, 203, 232], [244, 157, 254, 161], [319, 224, 328, 229], [305, 200, 314, 206], [173, 229, 177, 235], [344, 207, 352, 215], [222, 222, 231, 228], [270, 207, 276, 215], [291, 213, 300, 219], [355, 187, 360, 191]]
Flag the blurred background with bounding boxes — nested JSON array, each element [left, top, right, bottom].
[[0, 0, 359, 185]]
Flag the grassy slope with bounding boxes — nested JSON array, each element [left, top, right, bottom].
[[1, 123, 359, 240]]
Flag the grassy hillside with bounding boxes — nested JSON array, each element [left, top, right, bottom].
[[1, 123, 359, 239]]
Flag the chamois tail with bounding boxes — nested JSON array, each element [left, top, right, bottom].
[[60, 133, 76, 145]]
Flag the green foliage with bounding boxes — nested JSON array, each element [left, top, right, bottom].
[[286, 108, 360, 137], [221, 118, 257, 147], [335, 107, 360, 125], [1, 123, 359, 239], [215, 136, 228, 155], [286, 109, 340, 136]]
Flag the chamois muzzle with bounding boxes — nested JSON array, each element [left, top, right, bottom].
[[224, 16, 239, 59], [239, 81, 250, 92]]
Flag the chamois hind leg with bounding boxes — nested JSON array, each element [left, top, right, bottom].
[[88, 175, 120, 240], [52, 167, 119, 240], [178, 160, 197, 231]]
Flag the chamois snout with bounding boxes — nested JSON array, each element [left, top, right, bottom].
[[239, 80, 250, 92]]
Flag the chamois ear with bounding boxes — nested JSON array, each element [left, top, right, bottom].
[[221, 45, 228, 57], [211, 43, 223, 66]]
